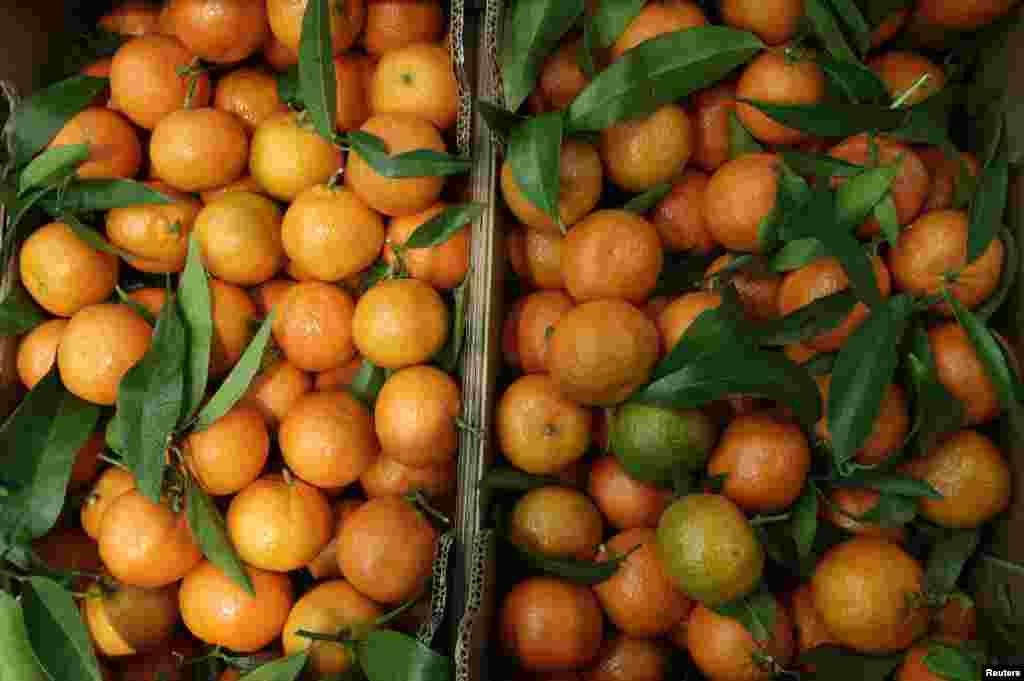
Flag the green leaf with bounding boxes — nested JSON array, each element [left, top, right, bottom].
[[712, 588, 776, 642], [623, 182, 673, 215], [0, 371, 100, 539], [738, 100, 905, 139], [506, 532, 636, 586], [567, 27, 764, 131], [43, 179, 172, 214], [828, 295, 914, 470], [855, 490, 918, 526], [240, 652, 309, 681], [924, 643, 982, 681], [178, 237, 213, 423], [873, 193, 901, 246], [860, 0, 913, 28], [907, 353, 965, 457], [0, 284, 47, 336], [348, 359, 388, 407], [115, 285, 157, 326], [728, 110, 764, 159], [801, 352, 837, 377], [632, 346, 822, 429], [118, 290, 187, 502], [966, 143, 1009, 264], [298, 0, 338, 143], [803, 0, 858, 62], [769, 238, 827, 272], [507, 112, 564, 229], [344, 131, 472, 178], [818, 55, 887, 103], [835, 163, 899, 231], [63, 212, 136, 259], [276, 65, 302, 108], [476, 100, 526, 142], [926, 529, 982, 596], [500, 0, 585, 111], [779, 150, 863, 179], [792, 483, 818, 558], [186, 482, 255, 595], [827, 0, 873, 56], [479, 466, 576, 495], [756, 290, 857, 347], [798, 645, 902, 681], [194, 312, 275, 432], [358, 630, 451, 681], [438, 274, 470, 375], [590, 0, 646, 48], [4, 75, 108, 169], [942, 290, 1019, 416], [976, 226, 1017, 321], [889, 89, 957, 149], [405, 203, 483, 249], [18, 144, 89, 196], [0, 591, 47, 681], [836, 472, 942, 499], [21, 577, 103, 681], [578, 16, 599, 79], [650, 301, 745, 381], [781, 190, 882, 307]]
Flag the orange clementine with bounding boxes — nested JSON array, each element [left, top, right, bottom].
[[81, 466, 138, 540], [360, 454, 456, 500], [200, 175, 267, 204], [915, 0, 1018, 30], [687, 598, 795, 681], [611, 1, 707, 61], [20, 222, 119, 317], [788, 584, 837, 654], [165, 0, 269, 63], [872, 9, 912, 48], [270, 281, 356, 372], [540, 37, 591, 110], [213, 67, 289, 131], [825, 487, 908, 543], [184, 405, 269, 496], [374, 365, 461, 468], [583, 636, 667, 681], [85, 583, 179, 657], [515, 290, 574, 374], [241, 359, 311, 428], [869, 51, 946, 106], [707, 255, 781, 323], [657, 291, 721, 352], [307, 498, 365, 580], [703, 152, 779, 252], [250, 278, 296, 318], [207, 279, 258, 377], [928, 322, 1002, 426], [522, 226, 566, 289], [110, 35, 211, 130], [267, 0, 366, 53], [370, 43, 458, 130], [334, 54, 372, 132], [509, 486, 604, 561], [279, 391, 379, 488], [48, 107, 142, 179], [816, 377, 909, 465], [106, 182, 202, 273], [32, 526, 102, 589], [383, 202, 472, 290], [100, 1, 163, 36], [601, 104, 693, 193], [919, 149, 979, 212], [721, 0, 803, 45], [736, 51, 826, 146], [16, 319, 68, 390], [587, 454, 672, 530], [150, 107, 249, 192], [363, 0, 444, 55], [263, 35, 298, 71], [250, 112, 343, 201], [351, 278, 449, 369], [691, 80, 737, 173], [653, 171, 717, 253], [315, 356, 364, 392], [933, 594, 977, 642], [501, 139, 603, 233], [562, 210, 664, 304], [58, 304, 152, 406]]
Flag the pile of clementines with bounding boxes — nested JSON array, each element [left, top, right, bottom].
[[489, 0, 1021, 680], [2, 0, 469, 680]]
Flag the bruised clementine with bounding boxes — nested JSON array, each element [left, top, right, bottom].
[[110, 35, 211, 130], [20, 222, 119, 317], [691, 80, 736, 173], [497, 374, 593, 475], [788, 584, 837, 654], [548, 300, 661, 406], [374, 365, 461, 468], [706, 255, 781, 323], [509, 486, 604, 561], [562, 210, 664, 304], [48, 107, 142, 179], [98, 490, 202, 588], [826, 487, 908, 543], [279, 391, 379, 488], [179, 561, 294, 653], [540, 37, 591, 111], [919, 149, 979, 212], [583, 636, 668, 681]]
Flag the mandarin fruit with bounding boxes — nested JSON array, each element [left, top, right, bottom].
[[250, 112, 343, 201], [601, 104, 693, 193], [110, 35, 210, 130], [184, 405, 269, 496], [501, 140, 603, 233], [736, 51, 826, 146], [213, 67, 289, 131], [374, 365, 461, 468], [48, 107, 142, 179], [272, 281, 357, 372], [106, 182, 202, 273], [351, 278, 449, 369], [509, 486, 604, 561], [20, 222, 119, 318], [58, 304, 151, 406], [562, 210, 664, 304]]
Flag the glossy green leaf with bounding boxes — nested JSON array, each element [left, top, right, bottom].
[[178, 237, 213, 422], [476, 100, 526, 142], [650, 301, 745, 381], [966, 143, 1009, 264], [0, 284, 47, 336], [907, 353, 965, 457], [835, 472, 941, 499], [860, 0, 913, 27], [63, 212, 135, 259], [623, 182, 673, 215], [578, 19, 598, 79], [5, 75, 108, 168], [728, 110, 764, 159], [298, 0, 338, 143], [712, 589, 776, 643], [798, 645, 902, 681], [1, 186, 55, 254], [738, 100, 905, 139], [567, 27, 764, 131], [479, 466, 576, 495], [926, 529, 982, 597], [0, 591, 47, 681], [405, 203, 483, 249], [827, 0, 873, 56], [792, 483, 818, 558], [976, 226, 1017, 321], [801, 352, 837, 377], [590, 0, 646, 48], [818, 55, 887, 103], [345, 131, 472, 178], [357, 630, 452, 681], [943, 290, 1019, 416], [889, 89, 957, 149], [43, 179, 171, 214], [348, 359, 388, 407], [115, 285, 157, 326], [779, 150, 863, 179], [500, 0, 585, 111], [194, 312, 275, 432], [756, 290, 857, 347], [118, 291, 186, 502], [507, 112, 564, 229], [873, 193, 901, 246], [828, 295, 914, 470], [18, 144, 89, 196], [240, 652, 309, 681], [924, 643, 981, 681], [21, 577, 103, 681], [769, 238, 827, 272], [803, 0, 858, 61], [507, 531, 636, 585], [835, 163, 899, 231], [187, 482, 255, 595], [276, 65, 301, 108], [855, 491, 918, 527]]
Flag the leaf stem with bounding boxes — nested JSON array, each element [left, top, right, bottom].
[[890, 74, 931, 109], [405, 490, 451, 528], [749, 513, 792, 526], [374, 593, 422, 627]]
